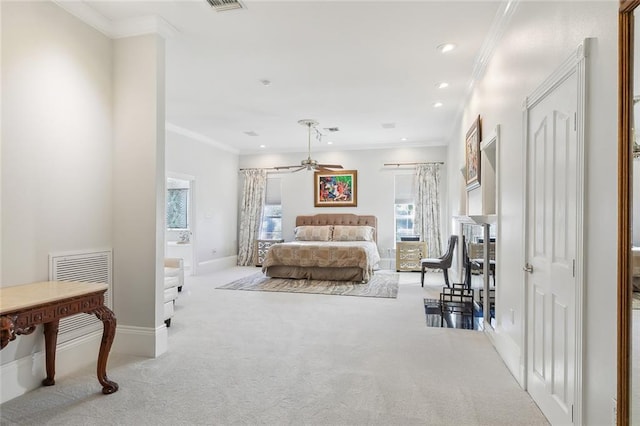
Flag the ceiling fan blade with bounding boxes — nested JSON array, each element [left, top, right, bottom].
[[317, 164, 344, 170], [273, 165, 300, 170]]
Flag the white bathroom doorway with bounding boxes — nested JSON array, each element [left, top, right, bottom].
[[166, 173, 197, 276]]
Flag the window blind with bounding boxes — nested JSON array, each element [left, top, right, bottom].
[[394, 174, 415, 204], [265, 177, 281, 205]]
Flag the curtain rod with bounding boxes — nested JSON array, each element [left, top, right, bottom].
[[383, 161, 444, 167]]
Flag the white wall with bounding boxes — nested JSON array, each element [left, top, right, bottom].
[[166, 130, 239, 267], [1, 0, 113, 384], [447, 2, 618, 424], [1, 1, 171, 402], [239, 146, 448, 264], [112, 34, 167, 353]]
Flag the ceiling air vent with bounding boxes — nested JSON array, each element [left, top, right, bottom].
[[205, 0, 243, 12], [324, 127, 340, 133]]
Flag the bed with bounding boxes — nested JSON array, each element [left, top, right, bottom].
[[261, 214, 380, 282]]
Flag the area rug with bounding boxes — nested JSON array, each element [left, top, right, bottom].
[[217, 272, 398, 298]]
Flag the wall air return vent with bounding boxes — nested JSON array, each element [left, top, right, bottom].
[[206, 0, 244, 12], [49, 249, 112, 344]]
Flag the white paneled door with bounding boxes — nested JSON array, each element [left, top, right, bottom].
[[525, 70, 579, 425]]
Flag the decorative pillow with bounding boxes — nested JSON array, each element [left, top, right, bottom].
[[332, 225, 375, 242], [294, 225, 333, 241]]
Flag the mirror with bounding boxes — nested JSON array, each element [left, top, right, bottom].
[[461, 222, 496, 330], [619, 1, 638, 423]]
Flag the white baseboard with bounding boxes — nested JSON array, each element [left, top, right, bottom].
[[197, 255, 237, 274], [1, 331, 102, 404], [379, 257, 394, 270], [112, 324, 167, 357], [489, 328, 525, 388]]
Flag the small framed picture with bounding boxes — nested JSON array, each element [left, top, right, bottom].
[[465, 115, 482, 191], [314, 170, 357, 207]]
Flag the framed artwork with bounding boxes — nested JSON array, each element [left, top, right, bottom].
[[314, 170, 358, 207], [465, 115, 482, 191]]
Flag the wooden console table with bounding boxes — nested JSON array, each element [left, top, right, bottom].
[[0, 281, 118, 394]]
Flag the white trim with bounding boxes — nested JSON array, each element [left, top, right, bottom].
[[522, 38, 589, 425], [52, 1, 178, 39], [112, 325, 168, 358], [470, 0, 520, 83], [0, 331, 102, 404], [573, 38, 589, 426], [111, 15, 178, 39], [166, 122, 240, 154], [446, 0, 519, 144], [485, 327, 526, 388], [197, 255, 238, 274]]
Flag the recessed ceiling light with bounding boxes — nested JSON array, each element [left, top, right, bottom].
[[437, 82, 449, 89], [327, 141, 333, 145], [434, 102, 443, 108], [259, 144, 266, 148], [437, 43, 457, 53], [401, 137, 408, 142]]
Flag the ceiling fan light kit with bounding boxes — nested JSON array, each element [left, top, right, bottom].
[[274, 119, 344, 173]]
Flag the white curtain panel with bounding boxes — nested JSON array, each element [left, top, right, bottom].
[[415, 164, 442, 258], [237, 169, 267, 266]]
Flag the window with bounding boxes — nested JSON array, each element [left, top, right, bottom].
[[395, 203, 415, 240], [167, 178, 190, 230], [394, 174, 416, 241], [260, 177, 282, 239]]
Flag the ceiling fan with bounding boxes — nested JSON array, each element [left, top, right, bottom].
[[274, 119, 344, 173]]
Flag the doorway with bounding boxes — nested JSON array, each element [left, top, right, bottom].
[[166, 173, 197, 276], [523, 41, 587, 425]]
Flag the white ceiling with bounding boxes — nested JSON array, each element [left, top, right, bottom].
[[71, 0, 504, 155]]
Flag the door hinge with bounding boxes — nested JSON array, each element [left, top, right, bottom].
[[573, 259, 576, 277], [574, 112, 577, 131], [571, 404, 574, 422]]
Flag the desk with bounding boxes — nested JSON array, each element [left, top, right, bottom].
[[0, 281, 118, 395]]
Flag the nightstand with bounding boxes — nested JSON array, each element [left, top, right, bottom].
[[255, 239, 284, 266], [396, 241, 427, 272]]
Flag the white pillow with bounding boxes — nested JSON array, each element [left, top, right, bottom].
[[332, 225, 375, 242], [294, 225, 333, 241]]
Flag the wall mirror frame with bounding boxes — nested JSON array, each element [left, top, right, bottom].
[[619, 1, 638, 424]]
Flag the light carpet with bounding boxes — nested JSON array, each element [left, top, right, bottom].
[[0, 268, 549, 425], [216, 271, 398, 298]]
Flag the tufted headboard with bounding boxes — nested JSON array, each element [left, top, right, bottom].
[[295, 214, 377, 242]]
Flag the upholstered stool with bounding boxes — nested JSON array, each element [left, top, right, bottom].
[[163, 275, 179, 327]]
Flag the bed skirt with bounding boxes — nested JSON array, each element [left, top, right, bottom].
[[263, 266, 366, 282]]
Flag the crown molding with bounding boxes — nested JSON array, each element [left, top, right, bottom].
[[52, 0, 178, 39], [446, 0, 519, 144], [166, 122, 240, 155]]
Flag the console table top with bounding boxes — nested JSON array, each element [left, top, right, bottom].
[[0, 281, 108, 313]]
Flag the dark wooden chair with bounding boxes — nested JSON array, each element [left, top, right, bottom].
[[420, 235, 457, 287]]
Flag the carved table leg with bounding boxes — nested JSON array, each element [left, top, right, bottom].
[[92, 306, 118, 394], [0, 316, 16, 350], [42, 320, 59, 386]]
